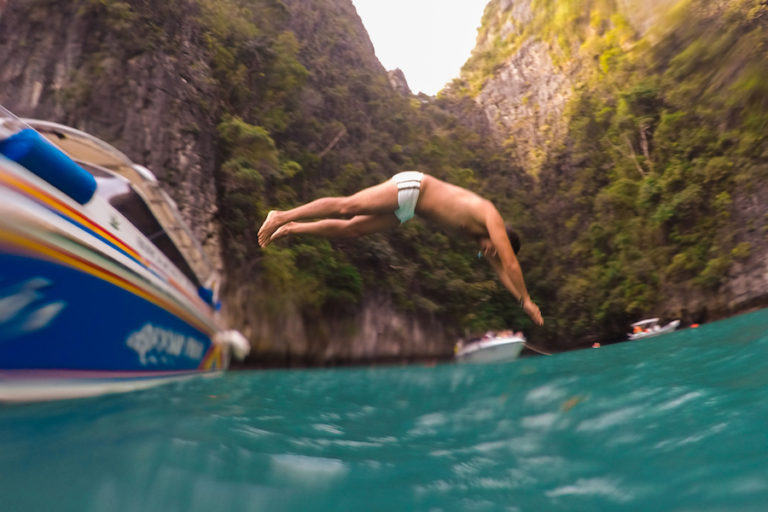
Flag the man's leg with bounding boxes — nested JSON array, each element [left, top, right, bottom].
[[258, 179, 399, 246], [271, 214, 399, 243]]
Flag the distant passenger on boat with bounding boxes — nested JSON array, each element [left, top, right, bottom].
[[257, 172, 543, 326]]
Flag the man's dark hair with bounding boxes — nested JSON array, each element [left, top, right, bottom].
[[506, 226, 521, 254]]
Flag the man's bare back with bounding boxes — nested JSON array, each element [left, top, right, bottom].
[[415, 175, 497, 238]]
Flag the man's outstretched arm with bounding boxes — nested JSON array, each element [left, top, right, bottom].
[[484, 209, 543, 325]]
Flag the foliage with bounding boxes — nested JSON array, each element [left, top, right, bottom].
[[512, 0, 768, 345], [186, 0, 538, 337], [47, 0, 768, 349]]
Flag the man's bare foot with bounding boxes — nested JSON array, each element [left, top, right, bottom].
[[258, 210, 283, 247], [270, 222, 292, 243]]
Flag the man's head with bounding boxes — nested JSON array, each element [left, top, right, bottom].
[[477, 226, 521, 257]]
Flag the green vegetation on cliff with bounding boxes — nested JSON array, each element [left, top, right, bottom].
[[193, 0, 538, 345], [5, 0, 765, 355], [90, 0, 768, 350], [455, 0, 768, 345]]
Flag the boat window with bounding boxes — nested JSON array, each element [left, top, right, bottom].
[[73, 160, 201, 287], [107, 188, 199, 286]]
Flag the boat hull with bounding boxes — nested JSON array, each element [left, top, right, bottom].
[[0, 251, 223, 371], [0, 370, 216, 403], [455, 337, 526, 364], [628, 320, 681, 340], [0, 249, 227, 402]]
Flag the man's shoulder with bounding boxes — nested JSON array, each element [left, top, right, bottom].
[[480, 200, 505, 226]]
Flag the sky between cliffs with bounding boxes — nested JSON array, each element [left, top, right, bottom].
[[351, 0, 489, 96]]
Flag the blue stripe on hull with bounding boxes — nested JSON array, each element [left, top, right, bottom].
[[0, 252, 213, 372]]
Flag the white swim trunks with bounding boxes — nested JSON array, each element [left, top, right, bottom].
[[392, 171, 424, 224]]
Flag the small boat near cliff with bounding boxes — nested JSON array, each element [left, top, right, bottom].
[[627, 318, 680, 340], [454, 331, 526, 364], [0, 106, 248, 402]]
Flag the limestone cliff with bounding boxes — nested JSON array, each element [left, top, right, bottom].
[[0, 0, 458, 363], [0, 0, 224, 275], [448, 0, 768, 335], [1, 0, 765, 358], [387, 68, 411, 96], [447, 0, 571, 172]]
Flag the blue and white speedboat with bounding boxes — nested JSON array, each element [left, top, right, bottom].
[[0, 107, 248, 402]]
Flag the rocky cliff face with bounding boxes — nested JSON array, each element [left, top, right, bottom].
[[461, 0, 681, 172], [0, 0, 224, 273], [475, 37, 571, 171], [225, 282, 449, 366], [722, 182, 768, 312], [387, 68, 411, 96], [2, 0, 765, 357], [0, 0, 453, 363], [217, 0, 457, 363], [450, 0, 569, 172], [454, 0, 768, 328], [673, 180, 768, 322]]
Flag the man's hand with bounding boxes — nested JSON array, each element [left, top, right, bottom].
[[523, 298, 543, 326]]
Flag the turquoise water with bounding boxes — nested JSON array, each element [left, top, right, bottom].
[[2, 309, 768, 511]]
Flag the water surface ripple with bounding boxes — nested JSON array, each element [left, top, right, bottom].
[[3, 309, 768, 511]]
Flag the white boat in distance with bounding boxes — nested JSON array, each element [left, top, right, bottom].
[[628, 318, 680, 340], [455, 332, 526, 364]]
